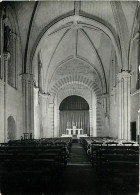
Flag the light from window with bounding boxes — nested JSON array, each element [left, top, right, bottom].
[[139, 65, 140, 73]]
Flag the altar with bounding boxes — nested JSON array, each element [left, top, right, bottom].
[[61, 126, 88, 139], [66, 126, 83, 135]]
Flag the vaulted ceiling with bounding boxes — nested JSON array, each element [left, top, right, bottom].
[[32, 15, 113, 93], [9, 1, 139, 97]]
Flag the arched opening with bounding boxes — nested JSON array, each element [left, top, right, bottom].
[[59, 95, 90, 136], [7, 116, 16, 140]]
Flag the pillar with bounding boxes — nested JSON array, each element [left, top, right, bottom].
[[34, 87, 40, 139], [48, 103, 54, 137], [39, 92, 49, 138], [57, 109, 60, 136], [92, 91, 97, 137], [53, 97, 58, 137], [137, 90, 140, 142], [117, 71, 131, 140], [22, 74, 34, 135], [12, 33, 17, 88], [0, 9, 3, 80], [138, 110, 140, 142], [89, 109, 93, 136], [3, 52, 10, 142]]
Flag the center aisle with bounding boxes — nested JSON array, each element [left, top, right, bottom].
[[60, 143, 105, 195], [67, 143, 91, 165]]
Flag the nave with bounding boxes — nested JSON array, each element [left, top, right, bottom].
[[0, 137, 138, 195], [0, 2, 140, 194]]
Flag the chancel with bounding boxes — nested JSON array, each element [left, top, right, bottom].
[[0, 1, 139, 194]]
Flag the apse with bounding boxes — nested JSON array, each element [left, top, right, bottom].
[[59, 95, 90, 136]]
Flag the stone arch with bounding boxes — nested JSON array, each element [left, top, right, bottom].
[[58, 89, 92, 109], [55, 88, 97, 137], [59, 95, 90, 135], [7, 116, 16, 140], [48, 78, 103, 137], [49, 75, 102, 99], [49, 56, 106, 94]]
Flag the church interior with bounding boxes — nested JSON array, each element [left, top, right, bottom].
[[0, 1, 139, 194]]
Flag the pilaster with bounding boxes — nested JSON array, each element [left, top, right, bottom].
[[117, 71, 131, 140], [38, 92, 49, 138], [0, 12, 3, 80], [11, 32, 18, 88], [48, 103, 55, 137], [138, 110, 140, 139], [22, 73, 34, 135], [89, 109, 93, 136]]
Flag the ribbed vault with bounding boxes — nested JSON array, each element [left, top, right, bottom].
[[32, 14, 122, 96], [31, 4, 126, 138]]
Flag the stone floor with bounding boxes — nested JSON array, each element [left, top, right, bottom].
[[60, 143, 106, 195]]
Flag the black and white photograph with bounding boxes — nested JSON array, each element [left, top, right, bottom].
[[0, 0, 139, 194]]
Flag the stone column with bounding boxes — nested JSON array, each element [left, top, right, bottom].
[[12, 33, 17, 88], [29, 74, 34, 135], [48, 103, 54, 137], [0, 12, 3, 80], [34, 87, 40, 139], [3, 52, 10, 142], [137, 91, 140, 142], [92, 92, 97, 137], [117, 71, 131, 140], [138, 110, 140, 142], [89, 109, 93, 136], [53, 97, 58, 137], [22, 74, 34, 135], [39, 92, 49, 138], [57, 109, 60, 137]]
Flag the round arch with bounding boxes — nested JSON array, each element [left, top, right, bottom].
[[47, 79, 103, 138], [49, 75, 102, 100], [59, 95, 90, 135], [54, 88, 97, 137], [58, 89, 92, 109], [48, 56, 106, 94]]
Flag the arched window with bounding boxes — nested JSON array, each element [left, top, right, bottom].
[[7, 116, 16, 140]]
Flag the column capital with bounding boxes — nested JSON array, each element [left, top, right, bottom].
[[11, 32, 17, 41], [21, 73, 29, 80], [98, 93, 109, 99], [3, 52, 10, 61], [49, 103, 55, 108], [39, 91, 51, 99], [117, 71, 131, 79], [21, 73, 34, 82], [34, 86, 39, 93]]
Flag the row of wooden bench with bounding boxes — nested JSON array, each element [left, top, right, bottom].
[[80, 138, 139, 193], [0, 138, 72, 184], [0, 137, 73, 194]]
